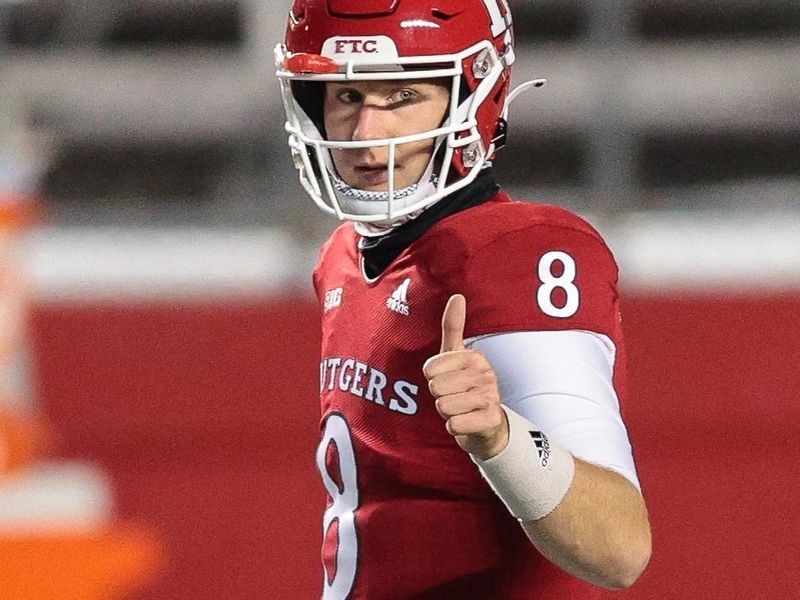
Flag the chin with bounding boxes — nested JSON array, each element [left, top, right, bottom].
[[348, 179, 405, 193], [339, 169, 418, 192], [347, 181, 386, 192]]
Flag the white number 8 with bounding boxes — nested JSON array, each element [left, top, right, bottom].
[[537, 251, 580, 318], [317, 414, 359, 600]]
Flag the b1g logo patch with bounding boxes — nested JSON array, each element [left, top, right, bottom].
[[324, 287, 343, 312]]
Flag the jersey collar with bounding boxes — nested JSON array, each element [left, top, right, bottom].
[[359, 167, 500, 279]]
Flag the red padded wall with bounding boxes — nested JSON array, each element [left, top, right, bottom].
[[31, 292, 800, 599], [32, 299, 324, 600]]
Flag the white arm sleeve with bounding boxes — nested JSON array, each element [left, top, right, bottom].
[[466, 329, 641, 490]]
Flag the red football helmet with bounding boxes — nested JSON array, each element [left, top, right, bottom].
[[275, 0, 535, 226]]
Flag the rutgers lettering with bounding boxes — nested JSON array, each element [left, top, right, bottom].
[[320, 357, 419, 415], [334, 39, 379, 54]]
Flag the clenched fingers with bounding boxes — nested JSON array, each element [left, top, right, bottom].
[[435, 390, 494, 419], [422, 348, 490, 380], [445, 409, 505, 438], [427, 367, 496, 399]]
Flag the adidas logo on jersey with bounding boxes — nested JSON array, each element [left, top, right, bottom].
[[529, 430, 551, 467], [386, 278, 411, 316]]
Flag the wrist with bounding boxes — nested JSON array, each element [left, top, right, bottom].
[[470, 410, 510, 461], [472, 405, 575, 521]]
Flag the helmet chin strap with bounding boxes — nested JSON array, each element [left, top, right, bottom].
[[345, 160, 496, 238], [329, 137, 445, 236], [334, 159, 440, 237]]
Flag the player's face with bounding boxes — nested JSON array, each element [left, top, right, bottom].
[[323, 79, 450, 191]]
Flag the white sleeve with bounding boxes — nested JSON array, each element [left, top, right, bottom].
[[466, 329, 641, 490]]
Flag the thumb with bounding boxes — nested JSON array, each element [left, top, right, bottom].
[[440, 294, 467, 353]]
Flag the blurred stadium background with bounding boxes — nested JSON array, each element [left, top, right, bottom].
[[0, 0, 798, 598]]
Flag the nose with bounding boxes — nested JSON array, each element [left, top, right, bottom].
[[351, 106, 389, 142]]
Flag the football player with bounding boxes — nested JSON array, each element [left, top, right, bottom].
[[275, 1, 651, 598]]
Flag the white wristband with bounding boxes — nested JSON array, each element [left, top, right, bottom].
[[472, 405, 575, 521]]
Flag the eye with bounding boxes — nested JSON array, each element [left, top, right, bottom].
[[336, 89, 363, 104], [389, 88, 417, 104]]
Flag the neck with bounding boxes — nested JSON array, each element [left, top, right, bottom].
[[359, 167, 500, 279]]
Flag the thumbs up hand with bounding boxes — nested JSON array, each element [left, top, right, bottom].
[[423, 294, 509, 460]]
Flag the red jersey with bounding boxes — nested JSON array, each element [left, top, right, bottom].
[[312, 192, 626, 599]]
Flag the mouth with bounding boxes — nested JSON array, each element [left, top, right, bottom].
[[354, 164, 393, 187]]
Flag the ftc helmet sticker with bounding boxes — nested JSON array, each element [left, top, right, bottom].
[[322, 35, 399, 61]]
